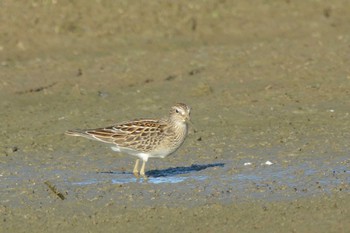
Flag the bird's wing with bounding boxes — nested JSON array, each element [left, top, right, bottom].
[[71, 119, 167, 151]]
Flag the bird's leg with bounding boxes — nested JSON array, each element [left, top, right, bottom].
[[133, 159, 140, 177], [140, 160, 147, 178]]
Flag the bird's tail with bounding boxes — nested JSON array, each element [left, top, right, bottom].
[[65, 129, 90, 137], [65, 128, 116, 144], [65, 128, 111, 143]]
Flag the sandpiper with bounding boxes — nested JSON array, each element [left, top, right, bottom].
[[65, 103, 191, 178]]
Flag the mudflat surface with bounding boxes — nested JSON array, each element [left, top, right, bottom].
[[1, 1, 350, 232]]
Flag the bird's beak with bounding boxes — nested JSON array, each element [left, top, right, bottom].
[[187, 116, 192, 124]]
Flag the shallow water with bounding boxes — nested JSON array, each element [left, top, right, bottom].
[[1, 152, 348, 208]]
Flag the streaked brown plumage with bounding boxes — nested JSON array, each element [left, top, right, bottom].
[[65, 103, 191, 177]]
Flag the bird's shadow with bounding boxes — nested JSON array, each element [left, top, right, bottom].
[[99, 163, 225, 178], [147, 163, 225, 177]]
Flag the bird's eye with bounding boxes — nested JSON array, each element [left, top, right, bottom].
[[175, 109, 179, 113]]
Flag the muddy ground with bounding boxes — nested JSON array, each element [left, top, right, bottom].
[[1, 1, 350, 232]]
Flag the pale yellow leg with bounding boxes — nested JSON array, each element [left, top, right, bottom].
[[140, 160, 147, 178], [133, 159, 140, 177]]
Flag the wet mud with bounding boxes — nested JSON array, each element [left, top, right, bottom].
[[1, 1, 350, 232]]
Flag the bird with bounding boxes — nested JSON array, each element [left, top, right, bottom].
[[65, 103, 191, 178]]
